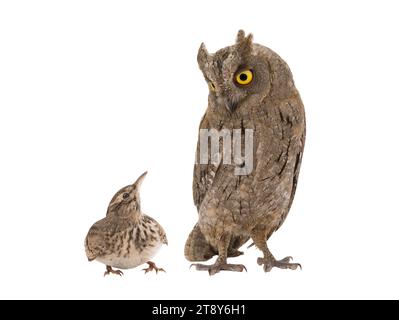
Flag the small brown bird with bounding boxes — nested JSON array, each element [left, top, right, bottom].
[[85, 172, 167, 276]]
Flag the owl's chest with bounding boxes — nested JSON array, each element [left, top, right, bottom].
[[203, 116, 277, 146], [201, 116, 283, 173], [198, 115, 297, 216]]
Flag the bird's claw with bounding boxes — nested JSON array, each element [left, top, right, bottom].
[[104, 266, 124, 277], [191, 263, 247, 276], [142, 261, 166, 274], [257, 256, 301, 272]]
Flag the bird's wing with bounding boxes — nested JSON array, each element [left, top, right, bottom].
[[274, 99, 306, 233], [287, 127, 306, 212], [192, 114, 221, 211], [84, 220, 107, 261], [193, 162, 220, 211], [146, 215, 168, 245]]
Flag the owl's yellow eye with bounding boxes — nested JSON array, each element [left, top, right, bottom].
[[208, 82, 216, 92], [235, 69, 253, 85]]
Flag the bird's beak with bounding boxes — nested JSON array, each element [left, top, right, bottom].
[[225, 98, 238, 113], [133, 171, 147, 189]]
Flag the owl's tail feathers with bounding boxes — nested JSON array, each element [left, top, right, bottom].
[[184, 223, 217, 262]]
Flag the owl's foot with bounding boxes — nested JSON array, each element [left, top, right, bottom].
[[104, 265, 124, 277], [191, 262, 247, 276], [142, 261, 166, 274], [257, 256, 301, 272]]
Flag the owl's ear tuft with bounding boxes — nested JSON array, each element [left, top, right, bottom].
[[236, 29, 246, 43], [236, 30, 253, 56], [197, 42, 210, 70]]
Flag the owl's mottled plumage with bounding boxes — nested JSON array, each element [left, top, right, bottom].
[[185, 30, 305, 274], [85, 172, 167, 276]]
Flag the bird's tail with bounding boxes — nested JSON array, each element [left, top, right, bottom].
[[184, 223, 216, 262]]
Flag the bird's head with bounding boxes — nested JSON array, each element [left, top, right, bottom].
[[197, 30, 295, 114], [106, 171, 147, 217]]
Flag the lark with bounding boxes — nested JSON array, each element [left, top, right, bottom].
[[85, 172, 167, 276]]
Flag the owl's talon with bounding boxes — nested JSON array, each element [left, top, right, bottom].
[[258, 256, 301, 272], [191, 263, 247, 276], [280, 256, 293, 263]]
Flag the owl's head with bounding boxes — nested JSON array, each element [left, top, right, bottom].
[[198, 30, 295, 113]]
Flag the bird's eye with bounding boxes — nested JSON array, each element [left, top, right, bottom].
[[123, 193, 129, 199], [208, 82, 216, 92], [235, 69, 253, 85]]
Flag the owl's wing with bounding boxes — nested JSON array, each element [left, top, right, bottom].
[[192, 115, 221, 211], [193, 148, 219, 211], [287, 128, 306, 212], [274, 101, 306, 233]]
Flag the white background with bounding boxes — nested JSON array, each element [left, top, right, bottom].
[[1, 0, 398, 300]]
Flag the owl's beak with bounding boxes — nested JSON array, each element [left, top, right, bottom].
[[225, 99, 238, 113]]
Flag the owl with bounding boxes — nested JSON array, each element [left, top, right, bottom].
[[185, 30, 306, 275]]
